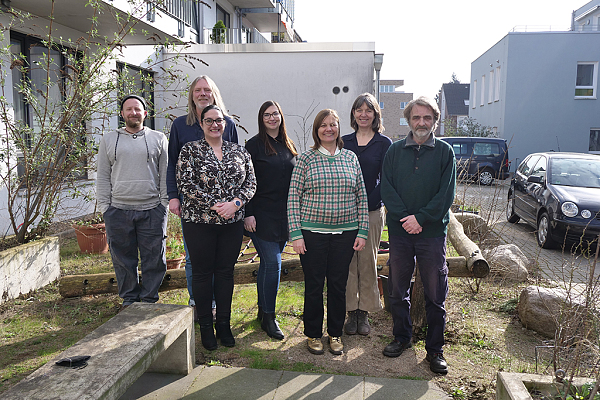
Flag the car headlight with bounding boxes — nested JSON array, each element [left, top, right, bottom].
[[581, 209, 592, 219], [561, 202, 579, 217]]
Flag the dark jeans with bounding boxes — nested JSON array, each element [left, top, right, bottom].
[[181, 220, 243, 323], [388, 235, 448, 355], [249, 232, 286, 314], [104, 205, 167, 305], [300, 229, 357, 338]]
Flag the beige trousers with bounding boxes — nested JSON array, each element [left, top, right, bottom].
[[345, 208, 384, 312]]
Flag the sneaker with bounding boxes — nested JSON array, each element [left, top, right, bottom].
[[426, 353, 448, 374], [356, 310, 370, 335], [344, 310, 358, 335], [307, 337, 324, 355], [329, 336, 344, 355], [382, 339, 412, 358]]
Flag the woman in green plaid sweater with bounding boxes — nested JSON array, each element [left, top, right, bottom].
[[287, 108, 369, 356]]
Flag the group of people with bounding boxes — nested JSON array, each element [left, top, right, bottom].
[[96, 75, 456, 375]]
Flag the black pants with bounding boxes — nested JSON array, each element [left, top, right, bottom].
[[300, 229, 357, 338], [181, 220, 243, 322]]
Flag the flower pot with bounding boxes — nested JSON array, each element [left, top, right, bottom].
[[72, 223, 109, 254], [166, 256, 185, 270]]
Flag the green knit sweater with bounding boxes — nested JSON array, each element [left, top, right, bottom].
[[381, 136, 456, 238], [287, 148, 369, 241]]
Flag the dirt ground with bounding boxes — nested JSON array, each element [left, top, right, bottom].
[[197, 281, 546, 400]]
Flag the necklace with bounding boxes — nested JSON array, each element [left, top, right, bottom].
[[124, 128, 143, 139]]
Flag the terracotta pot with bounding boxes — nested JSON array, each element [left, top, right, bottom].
[[72, 223, 109, 254], [166, 256, 185, 270]]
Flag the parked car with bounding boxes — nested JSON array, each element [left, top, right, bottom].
[[439, 137, 510, 185], [506, 152, 600, 249]]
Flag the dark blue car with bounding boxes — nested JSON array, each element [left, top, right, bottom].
[[507, 152, 600, 249], [439, 137, 510, 186]]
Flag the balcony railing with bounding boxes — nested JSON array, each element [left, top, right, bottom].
[[204, 28, 270, 44], [150, 0, 197, 26]]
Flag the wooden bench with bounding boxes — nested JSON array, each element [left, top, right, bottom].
[[2, 303, 194, 400]]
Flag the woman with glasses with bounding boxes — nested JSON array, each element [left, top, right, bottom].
[[287, 109, 369, 356], [177, 105, 256, 351], [244, 101, 297, 340], [342, 93, 392, 336]]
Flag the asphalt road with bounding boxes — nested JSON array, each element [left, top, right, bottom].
[[457, 179, 599, 285]]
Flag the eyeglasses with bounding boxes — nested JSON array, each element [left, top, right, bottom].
[[263, 111, 280, 119], [203, 118, 225, 126]]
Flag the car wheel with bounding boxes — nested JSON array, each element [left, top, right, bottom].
[[506, 191, 520, 223], [478, 168, 494, 186], [536, 212, 557, 249]]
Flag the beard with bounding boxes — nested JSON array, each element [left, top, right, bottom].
[[412, 126, 433, 141], [125, 117, 143, 130]]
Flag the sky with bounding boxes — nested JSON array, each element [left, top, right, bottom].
[[293, 0, 581, 98]]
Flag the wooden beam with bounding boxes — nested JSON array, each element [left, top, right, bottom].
[[59, 254, 475, 298]]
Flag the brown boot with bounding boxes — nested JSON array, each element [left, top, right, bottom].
[[356, 310, 371, 335], [344, 310, 358, 335]]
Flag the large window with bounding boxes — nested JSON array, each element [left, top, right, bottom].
[[399, 118, 408, 126], [400, 102, 408, 109], [10, 32, 85, 179], [494, 66, 501, 101], [575, 62, 598, 98], [117, 63, 155, 129], [488, 70, 494, 104], [380, 85, 395, 93], [216, 5, 230, 27], [480, 75, 485, 106]]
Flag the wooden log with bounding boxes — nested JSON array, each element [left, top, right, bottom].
[[447, 211, 490, 278], [60, 254, 474, 298]]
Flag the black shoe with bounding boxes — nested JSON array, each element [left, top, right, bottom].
[[199, 322, 218, 351], [426, 353, 448, 374], [382, 340, 412, 358], [257, 305, 263, 322], [261, 312, 284, 340], [215, 322, 235, 347], [344, 310, 358, 335]]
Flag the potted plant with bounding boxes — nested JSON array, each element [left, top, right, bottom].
[[72, 213, 108, 254], [210, 20, 227, 44]]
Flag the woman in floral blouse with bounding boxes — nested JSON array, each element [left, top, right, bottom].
[[177, 105, 256, 351]]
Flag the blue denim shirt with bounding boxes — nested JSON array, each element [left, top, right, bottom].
[[167, 114, 238, 199], [342, 131, 392, 211]]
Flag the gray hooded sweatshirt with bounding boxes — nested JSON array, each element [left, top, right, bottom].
[[96, 127, 168, 213]]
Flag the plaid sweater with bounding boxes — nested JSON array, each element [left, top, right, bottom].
[[287, 148, 369, 241]]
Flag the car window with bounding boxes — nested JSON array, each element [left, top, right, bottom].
[[530, 156, 547, 179], [518, 155, 541, 177], [550, 158, 600, 187], [473, 142, 500, 157], [452, 143, 468, 156]]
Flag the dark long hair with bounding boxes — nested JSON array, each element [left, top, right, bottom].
[[258, 101, 297, 156]]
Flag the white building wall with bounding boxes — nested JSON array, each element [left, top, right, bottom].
[[161, 42, 377, 149]]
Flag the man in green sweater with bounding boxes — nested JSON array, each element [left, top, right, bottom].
[[380, 97, 456, 374]]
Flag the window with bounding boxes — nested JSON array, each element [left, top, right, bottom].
[[400, 102, 408, 109], [452, 143, 468, 156], [399, 118, 408, 126], [590, 129, 600, 153], [494, 66, 501, 101], [216, 5, 230, 27], [575, 62, 598, 98], [472, 80, 477, 108], [518, 155, 541, 177], [117, 63, 155, 129], [379, 102, 384, 109], [488, 70, 494, 104], [480, 75, 485, 106], [10, 31, 86, 179], [473, 142, 500, 157], [380, 85, 395, 93]]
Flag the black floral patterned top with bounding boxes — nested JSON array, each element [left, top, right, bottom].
[[176, 139, 256, 224]]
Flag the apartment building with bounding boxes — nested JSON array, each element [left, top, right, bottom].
[[378, 80, 413, 141], [469, 0, 600, 166]]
